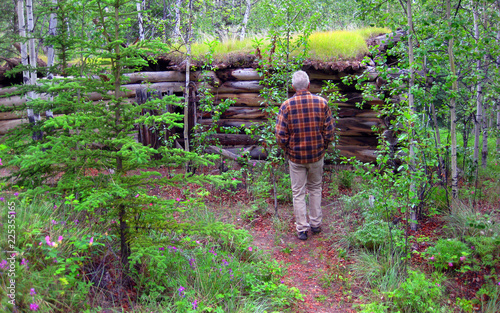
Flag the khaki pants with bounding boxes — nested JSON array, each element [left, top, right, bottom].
[[288, 157, 324, 232]]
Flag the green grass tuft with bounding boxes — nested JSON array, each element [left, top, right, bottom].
[[189, 27, 390, 62]]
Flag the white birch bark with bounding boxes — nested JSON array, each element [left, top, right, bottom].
[[17, 0, 29, 85], [45, 0, 57, 120], [472, 4, 482, 169], [137, 0, 145, 41], [27, 0, 41, 140], [447, 0, 459, 200], [183, 0, 192, 152], [173, 0, 182, 42], [239, 0, 252, 40]]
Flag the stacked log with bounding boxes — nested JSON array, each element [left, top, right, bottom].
[[0, 67, 385, 162], [199, 68, 384, 162]]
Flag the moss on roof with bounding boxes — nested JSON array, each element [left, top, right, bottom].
[[161, 27, 391, 72]]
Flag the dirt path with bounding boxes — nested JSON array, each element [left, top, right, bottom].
[[249, 202, 361, 313]]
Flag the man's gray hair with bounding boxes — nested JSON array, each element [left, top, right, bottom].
[[292, 70, 310, 91]]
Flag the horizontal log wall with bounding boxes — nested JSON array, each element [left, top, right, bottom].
[[203, 68, 384, 162], [0, 67, 386, 161]]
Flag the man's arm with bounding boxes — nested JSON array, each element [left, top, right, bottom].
[[275, 105, 289, 150], [323, 105, 335, 147]]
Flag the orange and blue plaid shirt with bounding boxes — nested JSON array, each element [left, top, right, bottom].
[[275, 90, 335, 164]]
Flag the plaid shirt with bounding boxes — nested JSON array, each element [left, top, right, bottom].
[[275, 90, 335, 164]]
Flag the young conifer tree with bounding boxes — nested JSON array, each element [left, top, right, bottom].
[[5, 0, 228, 266]]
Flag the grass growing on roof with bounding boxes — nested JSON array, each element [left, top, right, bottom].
[[307, 27, 390, 60], [189, 27, 390, 61]]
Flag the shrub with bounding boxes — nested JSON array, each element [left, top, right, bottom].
[[129, 242, 302, 311], [424, 238, 472, 271], [476, 282, 500, 313], [354, 219, 404, 249], [387, 270, 445, 313], [465, 235, 500, 267]]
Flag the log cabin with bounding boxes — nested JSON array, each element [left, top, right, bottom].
[[0, 31, 403, 163]]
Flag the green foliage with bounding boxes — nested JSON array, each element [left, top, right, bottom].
[[129, 241, 301, 311], [354, 219, 404, 250], [0, 196, 107, 311], [351, 249, 406, 292], [424, 238, 472, 272], [358, 301, 390, 313], [442, 201, 498, 238], [387, 270, 445, 313], [465, 235, 500, 267], [2, 0, 237, 268], [189, 27, 390, 61], [307, 28, 389, 60], [476, 282, 500, 313]]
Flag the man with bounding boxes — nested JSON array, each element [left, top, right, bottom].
[[275, 70, 335, 241]]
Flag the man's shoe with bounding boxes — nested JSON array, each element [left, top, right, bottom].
[[311, 226, 321, 234], [298, 231, 308, 240]]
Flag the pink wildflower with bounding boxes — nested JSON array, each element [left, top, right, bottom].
[[89, 237, 94, 246], [176, 198, 181, 201], [45, 236, 52, 246], [460, 256, 466, 261], [135, 194, 139, 198], [448, 262, 453, 267], [30, 303, 39, 311], [248, 246, 253, 252], [0, 158, 3, 165], [429, 256, 435, 261], [58, 236, 63, 243]]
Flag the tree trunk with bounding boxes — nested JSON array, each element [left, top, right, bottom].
[[447, 0, 459, 201], [406, 0, 418, 231], [173, 0, 182, 42], [472, 4, 482, 170], [481, 98, 488, 168], [17, 0, 29, 85], [239, 0, 252, 40], [137, 0, 144, 41], [22, 0, 42, 140], [497, 5, 500, 157], [183, 0, 192, 153], [45, 0, 57, 121]]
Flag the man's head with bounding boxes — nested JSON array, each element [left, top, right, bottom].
[[292, 70, 310, 91]]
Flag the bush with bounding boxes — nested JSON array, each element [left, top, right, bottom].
[[465, 235, 500, 267], [129, 240, 302, 311], [354, 219, 404, 249], [424, 238, 472, 271], [387, 270, 445, 313]]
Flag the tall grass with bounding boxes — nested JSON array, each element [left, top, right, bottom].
[[307, 27, 389, 60], [188, 27, 390, 61]]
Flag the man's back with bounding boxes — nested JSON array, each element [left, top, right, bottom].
[[276, 90, 335, 164]]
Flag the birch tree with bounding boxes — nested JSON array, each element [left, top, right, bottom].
[[472, 1, 483, 169], [44, 0, 57, 121], [447, 0, 459, 200], [137, 0, 145, 41]]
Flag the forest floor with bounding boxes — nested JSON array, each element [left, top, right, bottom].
[[178, 168, 499, 313]]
